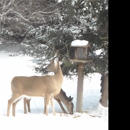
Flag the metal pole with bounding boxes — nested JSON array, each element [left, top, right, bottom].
[[76, 63, 84, 112]]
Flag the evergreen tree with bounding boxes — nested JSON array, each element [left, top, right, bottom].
[[30, 0, 108, 76], [0, 0, 108, 77]]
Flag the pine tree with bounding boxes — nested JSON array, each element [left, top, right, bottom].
[[0, 0, 108, 77]]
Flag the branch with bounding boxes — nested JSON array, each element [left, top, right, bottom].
[[0, 8, 12, 17], [3, 0, 15, 10], [0, 0, 4, 4], [30, 9, 59, 18], [11, 11, 31, 23], [42, 2, 60, 12]]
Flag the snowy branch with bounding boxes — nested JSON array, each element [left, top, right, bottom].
[[30, 9, 59, 17], [0, 9, 12, 18], [3, 0, 15, 10], [11, 11, 31, 23]]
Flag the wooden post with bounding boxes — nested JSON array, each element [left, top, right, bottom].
[[76, 63, 84, 112], [100, 72, 108, 107]]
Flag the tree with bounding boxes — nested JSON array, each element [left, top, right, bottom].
[[0, 0, 108, 77], [30, 0, 108, 77], [100, 72, 108, 107], [0, 0, 59, 41]]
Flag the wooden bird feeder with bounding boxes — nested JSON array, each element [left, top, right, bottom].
[[69, 40, 92, 63], [69, 40, 92, 112]]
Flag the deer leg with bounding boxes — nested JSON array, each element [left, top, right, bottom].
[[24, 98, 31, 114], [50, 97, 56, 115], [24, 98, 27, 114], [44, 97, 49, 116], [55, 99, 67, 113], [27, 99, 31, 113], [43, 98, 46, 114], [6, 95, 20, 116], [44, 95, 52, 116], [12, 98, 21, 116]]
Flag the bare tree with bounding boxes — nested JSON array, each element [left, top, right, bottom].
[[0, 0, 60, 42]]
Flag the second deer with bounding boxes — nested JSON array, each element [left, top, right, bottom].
[[24, 89, 74, 114]]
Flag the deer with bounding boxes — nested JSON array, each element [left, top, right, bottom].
[[23, 89, 74, 114], [6, 57, 63, 116]]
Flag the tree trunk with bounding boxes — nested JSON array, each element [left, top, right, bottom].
[[100, 72, 108, 107]]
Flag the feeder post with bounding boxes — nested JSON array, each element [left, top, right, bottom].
[[69, 40, 92, 112], [76, 63, 84, 112]]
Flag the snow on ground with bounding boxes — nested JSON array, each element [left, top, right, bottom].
[[0, 43, 108, 130]]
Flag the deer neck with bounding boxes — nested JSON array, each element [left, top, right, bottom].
[[58, 90, 69, 106], [54, 63, 63, 85]]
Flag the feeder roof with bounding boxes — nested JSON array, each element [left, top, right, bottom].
[[71, 40, 89, 48]]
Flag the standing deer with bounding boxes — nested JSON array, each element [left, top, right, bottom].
[[6, 58, 63, 116], [24, 89, 74, 114]]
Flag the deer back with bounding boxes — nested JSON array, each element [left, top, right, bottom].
[[11, 58, 63, 97]]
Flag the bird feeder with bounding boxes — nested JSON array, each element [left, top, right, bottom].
[[69, 40, 92, 63], [69, 40, 92, 112]]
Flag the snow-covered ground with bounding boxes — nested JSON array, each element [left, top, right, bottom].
[[0, 43, 108, 130]]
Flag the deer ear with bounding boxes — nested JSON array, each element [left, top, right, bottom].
[[54, 57, 59, 62], [54, 57, 59, 64], [69, 96, 73, 101]]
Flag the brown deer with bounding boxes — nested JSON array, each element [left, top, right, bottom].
[[6, 58, 63, 116], [24, 89, 74, 114]]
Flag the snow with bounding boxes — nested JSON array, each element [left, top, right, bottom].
[[58, 0, 62, 3], [94, 49, 103, 55], [71, 40, 89, 47], [0, 43, 108, 130]]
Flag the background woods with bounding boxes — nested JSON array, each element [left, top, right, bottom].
[[0, 0, 108, 77], [0, 1, 108, 129]]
